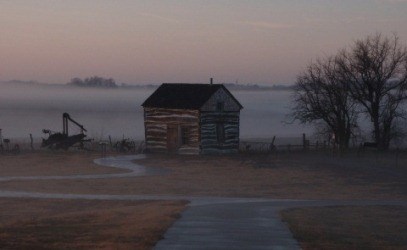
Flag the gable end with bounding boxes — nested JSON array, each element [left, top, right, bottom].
[[200, 87, 243, 112]]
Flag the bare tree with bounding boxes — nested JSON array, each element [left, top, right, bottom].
[[337, 34, 407, 149], [292, 56, 359, 149]]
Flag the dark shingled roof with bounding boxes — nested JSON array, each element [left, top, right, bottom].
[[142, 83, 242, 109]]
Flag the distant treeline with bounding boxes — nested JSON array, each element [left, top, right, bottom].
[[222, 83, 293, 91], [1, 79, 293, 91], [122, 82, 293, 90], [0, 80, 42, 85], [67, 76, 118, 88]]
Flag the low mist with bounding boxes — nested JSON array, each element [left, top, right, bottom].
[[0, 83, 311, 143]]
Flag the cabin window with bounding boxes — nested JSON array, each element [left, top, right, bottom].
[[181, 127, 189, 145], [216, 123, 225, 144], [216, 102, 224, 112]]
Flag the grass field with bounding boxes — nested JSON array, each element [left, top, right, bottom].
[[0, 151, 405, 248], [281, 205, 407, 250], [0, 198, 187, 250], [1, 151, 404, 200]]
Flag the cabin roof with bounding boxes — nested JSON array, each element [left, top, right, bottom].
[[142, 83, 243, 110]]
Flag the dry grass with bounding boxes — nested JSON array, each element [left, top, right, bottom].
[[0, 198, 187, 250], [0, 151, 405, 248], [0, 151, 127, 176], [0, 151, 405, 200], [281, 206, 407, 250]]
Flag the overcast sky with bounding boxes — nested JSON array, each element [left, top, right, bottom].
[[1, 0, 407, 85]]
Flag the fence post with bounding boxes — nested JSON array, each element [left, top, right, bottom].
[[108, 135, 113, 150], [4, 139, 10, 152], [302, 134, 305, 151], [30, 133, 34, 151], [99, 141, 108, 157], [302, 133, 309, 151], [395, 148, 399, 168]]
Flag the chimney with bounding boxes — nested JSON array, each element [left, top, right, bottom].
[[210, 78, 213, 85]]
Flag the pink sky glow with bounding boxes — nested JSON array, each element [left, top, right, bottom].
[[1, 0, 407, 85]]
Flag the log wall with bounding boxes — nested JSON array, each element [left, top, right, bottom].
[[144, 88, 241, 155], [144, 108, 200, 153], [200, 111, 240, 154]]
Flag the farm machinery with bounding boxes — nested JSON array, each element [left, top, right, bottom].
[[41, 113, 89, 150]]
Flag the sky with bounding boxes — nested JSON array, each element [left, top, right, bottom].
[[1, 0, 407, 85]]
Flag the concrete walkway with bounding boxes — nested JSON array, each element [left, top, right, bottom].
[[155, 198, 407, 250], [0, 154, 405, 250], [155, 202, 300, 250]]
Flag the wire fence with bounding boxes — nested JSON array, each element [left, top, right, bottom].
[[0, 135, 145, 155], [1, 133, 406, 156], [239, 134, 407, 153]]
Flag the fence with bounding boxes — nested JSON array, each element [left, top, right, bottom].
[[0, 134, 146, 155], [239, 134, 356, 153], [240, 134, 407, 154], [240, 134, 308, 153], [2, 132, 406, 155]]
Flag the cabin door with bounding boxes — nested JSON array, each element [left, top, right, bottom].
[[167, 125, 179, 152]]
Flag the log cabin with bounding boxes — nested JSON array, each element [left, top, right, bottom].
[[142, 83, 243, 154]]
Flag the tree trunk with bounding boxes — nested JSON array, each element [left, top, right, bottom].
[[371, 105, 385, 150]]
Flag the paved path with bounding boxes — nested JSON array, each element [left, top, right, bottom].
[[155, 201, 300, 250], [155, 198, 407, 250], [0, 154, 405, 250]]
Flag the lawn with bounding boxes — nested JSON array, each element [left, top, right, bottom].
[[0, 151, 405, 249], [0, 198, 187, 250], [1, 151, 404, 200], [281, 205, 407, 249]]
